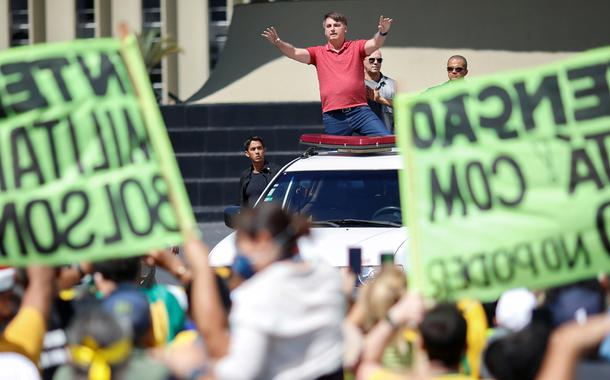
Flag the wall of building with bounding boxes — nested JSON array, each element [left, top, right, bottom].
[[2, 0, 609, 105], [45, 0, 75, 41], [177, 0, 209, 101], [0, 1, 9, 49], [0, 0, 215, 103]]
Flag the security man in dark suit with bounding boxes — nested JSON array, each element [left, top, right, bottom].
[[238, 136, 280, 207]]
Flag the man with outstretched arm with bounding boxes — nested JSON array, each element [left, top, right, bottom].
[[262, 12, 393, 136]]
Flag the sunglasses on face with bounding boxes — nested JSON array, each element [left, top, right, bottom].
[[447, 67, 465, 73], [368, 58, 383, 64]]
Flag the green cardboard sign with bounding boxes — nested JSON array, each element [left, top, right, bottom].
[[395, 46, 610, 301], [0, 37, 195, 266]]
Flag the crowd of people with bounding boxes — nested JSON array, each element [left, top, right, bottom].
[[2, 203, 610, 379], [1, 9, 608, 380]]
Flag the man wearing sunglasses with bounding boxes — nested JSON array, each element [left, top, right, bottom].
[[364, 50, 396, 133], [426, 55, 469, 92], [261, 12, 393, 136], [446, 55, 468, 81]]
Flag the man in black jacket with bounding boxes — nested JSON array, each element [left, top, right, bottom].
[[238, 136, 280, 207]]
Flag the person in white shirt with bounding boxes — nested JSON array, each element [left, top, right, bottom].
[[180, 203, 345, 380]]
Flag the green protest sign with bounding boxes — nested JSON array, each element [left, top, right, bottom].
[[0, 37, 195, 266], [395, 46, 610, 301]]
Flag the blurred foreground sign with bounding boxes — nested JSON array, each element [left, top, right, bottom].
[[0, 38, 195, 266], [395, 46, 610, 301]]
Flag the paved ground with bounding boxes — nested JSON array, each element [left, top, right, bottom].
[[197, 221, 234, 248], [156, 221, 233, 284]]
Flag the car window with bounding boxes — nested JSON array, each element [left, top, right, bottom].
[[262, 170, 401, 224]]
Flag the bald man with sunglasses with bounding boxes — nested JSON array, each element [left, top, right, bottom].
[[426, 55, 469, 93], [446, 55, 468, 80], [364, 50, 396, 133]]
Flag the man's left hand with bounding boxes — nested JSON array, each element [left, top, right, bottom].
[[366, 86, 375, 100], [378, 15, 393, 34]]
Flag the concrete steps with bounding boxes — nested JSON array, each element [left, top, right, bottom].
[[162, 103, 323, 222]]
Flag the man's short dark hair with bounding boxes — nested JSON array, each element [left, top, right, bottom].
[[484, 310, 552, 380], [323, 11, 348, 25], [420, 302, 467, 369], [93, 257, 141, 283], [243, 136, 265, 151], [448, 55, 468, 69]]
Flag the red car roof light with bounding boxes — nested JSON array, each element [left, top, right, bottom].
[[299, 134, 395, 152]]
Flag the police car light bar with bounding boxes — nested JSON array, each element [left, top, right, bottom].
[[299, 134, 396, 151]]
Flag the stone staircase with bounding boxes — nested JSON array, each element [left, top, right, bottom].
[[161, 103, 324, 222]]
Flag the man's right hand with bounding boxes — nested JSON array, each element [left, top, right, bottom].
[[261, 26, 311, 64], [261, 26, 281, 45], [366, 86, 375, 100]]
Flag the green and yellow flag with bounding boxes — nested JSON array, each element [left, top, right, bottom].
[[0, 37, 195, 266], [395, 46, 610, 301]]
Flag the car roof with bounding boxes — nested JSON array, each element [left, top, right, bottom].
[[284, 150, 403, 172]]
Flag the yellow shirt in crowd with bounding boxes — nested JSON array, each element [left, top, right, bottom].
[[0, 306, 46, 363], [369, 368, 477, 380]]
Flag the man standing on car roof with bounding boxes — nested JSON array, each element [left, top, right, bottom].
[[238, 136, 280, 207], [262, 12, 393, 136]]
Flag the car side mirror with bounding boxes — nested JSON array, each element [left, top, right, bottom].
[[224, 206, 241, 229]]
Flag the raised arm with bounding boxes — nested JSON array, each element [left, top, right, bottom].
[[536, 315, 610, 380], [2, 266, 55, 363], [261, 26, 311, 64], [183, 236, 230, 359], [364, 16, 393, 55], [357, 292, 424, 380]]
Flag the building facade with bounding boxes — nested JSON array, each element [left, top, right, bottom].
[[0, 0, 233, 103]]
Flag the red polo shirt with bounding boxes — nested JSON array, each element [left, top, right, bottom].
[[306, 39, 368, 113]]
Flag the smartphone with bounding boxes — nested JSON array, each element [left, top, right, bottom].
[[348, 247, 362, 275]]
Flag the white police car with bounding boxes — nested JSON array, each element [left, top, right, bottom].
[[209, 134, 407, 282]]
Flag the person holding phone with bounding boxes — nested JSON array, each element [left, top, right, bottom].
[[364, 50, 396, 133]]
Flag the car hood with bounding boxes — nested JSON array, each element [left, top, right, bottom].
[[208, 227, 409, 268]]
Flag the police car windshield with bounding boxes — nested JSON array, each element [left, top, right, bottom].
[[261, 170, 402, 226]]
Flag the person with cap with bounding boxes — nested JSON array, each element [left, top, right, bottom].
[[482, 309, 553, 380], [91, 257, 186, 347], [478, 288, 539, 379], [495, 288, 537, 332], [53, 307, 169, 380], [102, 285, 156, 349]]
